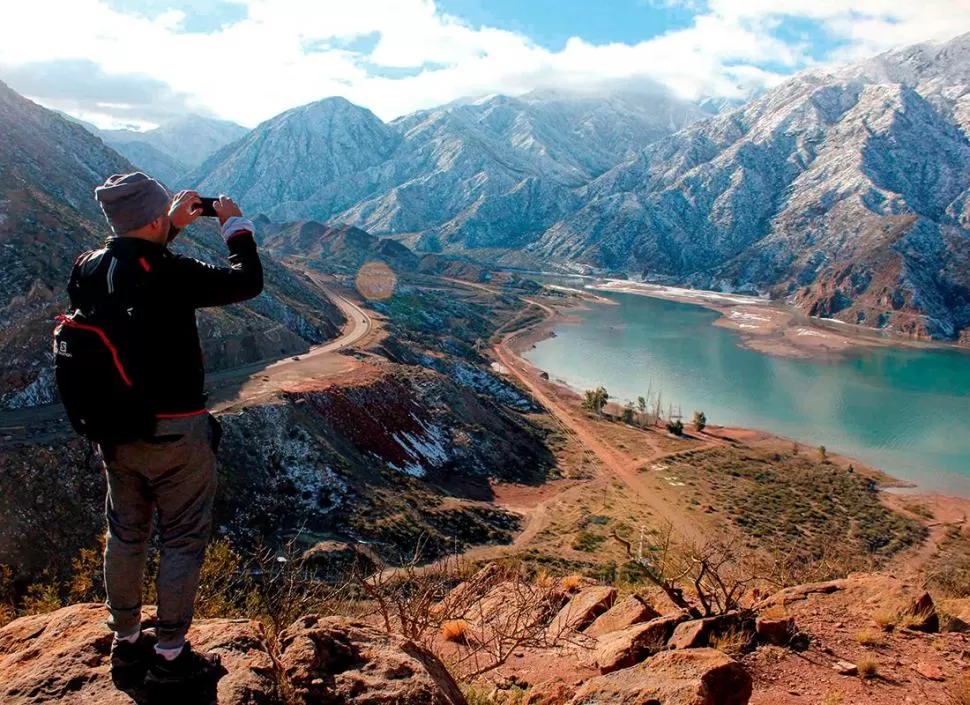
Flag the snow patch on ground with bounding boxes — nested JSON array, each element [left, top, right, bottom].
[[0, 370, 57, 410], [388, 414, 449, 478], [795, 328, 826, 337], [592, 280, 768, 306], [729, 311, 770, 322]]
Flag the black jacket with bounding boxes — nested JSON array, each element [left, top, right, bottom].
[[68, 231, 263, 416]]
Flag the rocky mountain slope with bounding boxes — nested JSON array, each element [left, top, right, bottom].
[[96, 114, 248, 185], [533, 33, 970, 340], [187, 89, 706, 252], [0, 81, 343, 408], [187, 34, 970, 341]]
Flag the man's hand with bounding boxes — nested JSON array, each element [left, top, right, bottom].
[[169, 190, 202, 230], [213, 195, 242, 226]]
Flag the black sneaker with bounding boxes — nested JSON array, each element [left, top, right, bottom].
[[110, 628, 157, 688], [145, 642, 225, 688]]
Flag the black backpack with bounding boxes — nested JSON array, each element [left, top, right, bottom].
[[53, 250, 156, 445]]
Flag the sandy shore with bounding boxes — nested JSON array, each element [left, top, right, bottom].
[[587, 280, 959, 360]]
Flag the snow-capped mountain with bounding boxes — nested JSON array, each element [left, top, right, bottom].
[[188, 87, 706, 251], [96, 114, 248, 184], [533, 33, 970, 340], [186, 32, 970, 341]]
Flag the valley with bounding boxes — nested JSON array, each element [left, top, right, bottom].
[[1, 24, 969, 704]]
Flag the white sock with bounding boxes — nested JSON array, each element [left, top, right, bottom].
[[155, 643, 185, 661], [116, 629, 140, 644]]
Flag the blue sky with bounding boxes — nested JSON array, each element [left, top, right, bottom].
[[0, 0, 967, 129]]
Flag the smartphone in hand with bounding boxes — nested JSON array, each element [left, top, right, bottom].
[[196, 197, 219, 218]]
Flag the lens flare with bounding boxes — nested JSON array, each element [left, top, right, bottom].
[[355, 261, 397, 301]]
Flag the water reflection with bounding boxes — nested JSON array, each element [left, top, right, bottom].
[[525, 290, 970, 494]]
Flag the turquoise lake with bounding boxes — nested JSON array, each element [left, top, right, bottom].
[[524, 289, 970, 496]]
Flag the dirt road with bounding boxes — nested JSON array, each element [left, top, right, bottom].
[[0, 288, 375, 445]]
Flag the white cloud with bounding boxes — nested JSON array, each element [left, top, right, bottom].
[[0, 0, 967, 128]]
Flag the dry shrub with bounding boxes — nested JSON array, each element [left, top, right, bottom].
[[857, 657, 879, 679], [898, 605, 935, 631], [560, 574, 584, 593], [533, 569, 555, 590], [872, 609, 898, 631], [613, 522, 766, 618], [442, 619, 473, 644], [356, 550, 579, 678], [21, 581, 61, 616], [854, 630, 886, 647], [711, 627, 748, 656], [463, 684, 528, 705]]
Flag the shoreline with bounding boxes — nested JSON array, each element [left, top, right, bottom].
[[588, 280, 970, 360], [504, 290, 970, 506]]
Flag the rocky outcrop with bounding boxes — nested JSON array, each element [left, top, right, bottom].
[[584, 594, 659, 638], [0, 604, 278, 704], [278, 616, 466, 705], [668, 612, 744, 650], [0, 605, 465, 705], [754, 615, 796, 646], [571, 648, 752, 705], [547, 586, 617, 636], [585, 611, 690, 674]]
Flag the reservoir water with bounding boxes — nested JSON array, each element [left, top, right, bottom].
[[524, 290, 970, 496]]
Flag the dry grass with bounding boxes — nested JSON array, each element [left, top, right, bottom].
[[857, 656, 879, 679], [822, 689, 845, 705], [560, 574, 585, 592], [898, 606, 935, 631], [533, 569, 555, 590], [949, 674, 970, 705], [442, 619, 474, 644], [854, 629, 886, 647], [872, 609, 898, 631], [711, 627, 748, 656]]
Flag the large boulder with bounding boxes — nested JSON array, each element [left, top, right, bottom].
[[586, 611, 690, 674], [755, 615, 796, 646], [585, 594, 659, 638], [0, 603, 278, 704], [278, 615, 467, 705], [571, 648, 752, 705], [548, 586, 617, 637], [668, 612, 743, 650]]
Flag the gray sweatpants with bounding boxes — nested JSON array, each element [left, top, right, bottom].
[[102, 414, 217, 648]]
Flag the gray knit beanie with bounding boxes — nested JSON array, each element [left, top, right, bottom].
[[94, 172, 171, 234]]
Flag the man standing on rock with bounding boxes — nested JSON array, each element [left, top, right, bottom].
[[66, 173, 263, 688]]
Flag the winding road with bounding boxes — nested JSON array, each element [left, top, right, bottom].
[[0, 287, 375, 446]]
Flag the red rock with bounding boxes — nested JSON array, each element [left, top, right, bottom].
[[755, 616, 796, 646], [571, 648, 752, 705], [668, 612, 742, 649], [278, 615, 466, 705], [527, 679, 576, 704], [548, 586, 617, 637], [585, 594, 660, 638], [586, 611, 690, 674], [913, 661, 944, 681], [904, 592, 939, 633], [0, 603, 278, 704]]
